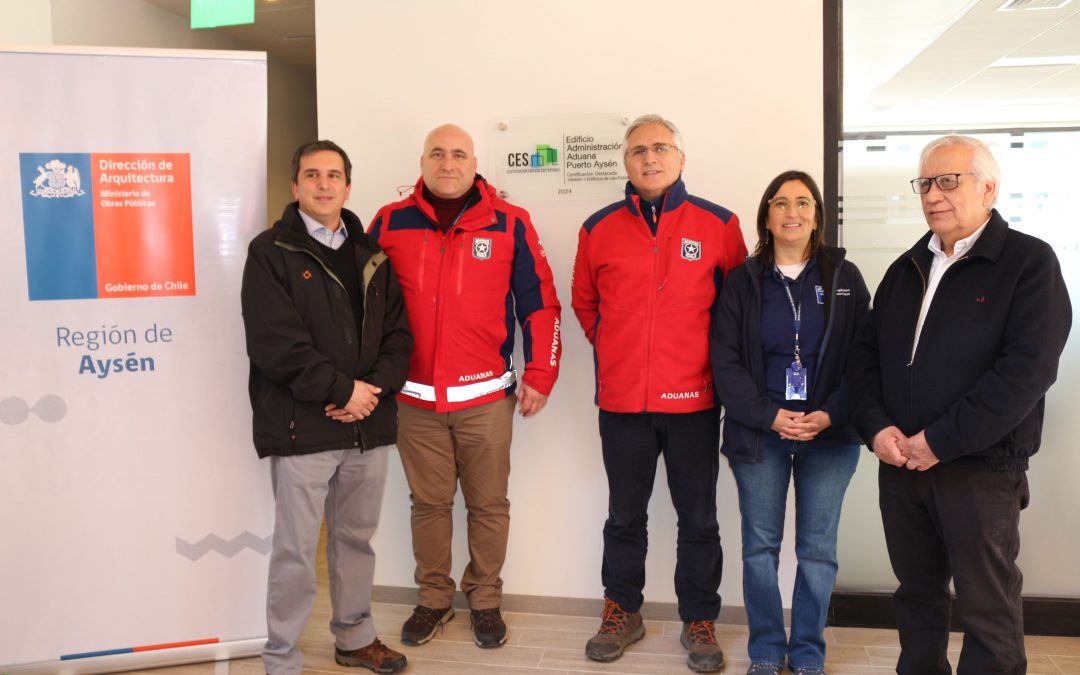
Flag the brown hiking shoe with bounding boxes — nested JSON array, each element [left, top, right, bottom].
[[400, 604, 454, 645], [680, 620, 724, 672], [584, 596, 645, 662], [334, 638, 407, 674]]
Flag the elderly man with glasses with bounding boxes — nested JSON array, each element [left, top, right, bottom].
[[850, 135, 1071, 675], [571, 114, 747, 673]]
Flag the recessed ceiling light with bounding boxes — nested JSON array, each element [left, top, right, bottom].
[[928, 97, 1073, 106], [997, 0, 1073, 10], [990, 55, 1080, 67]]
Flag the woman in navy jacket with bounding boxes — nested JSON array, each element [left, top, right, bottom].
[[711, 171, 870, 675]]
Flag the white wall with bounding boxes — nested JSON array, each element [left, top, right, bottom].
[[47, 0, 316, 225], [266, 55, 317, 222], [317, 0, 824, 610], [0, 0, 50, 43]]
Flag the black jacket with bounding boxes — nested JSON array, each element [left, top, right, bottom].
[[241, 203, 412, 458], [849, 210, 1071, 469], [711, 247, 870, 463]]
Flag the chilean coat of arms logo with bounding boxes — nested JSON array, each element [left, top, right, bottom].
[[29, 159, 85, 198]]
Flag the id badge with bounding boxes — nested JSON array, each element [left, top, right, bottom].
[[785, 361, 807, 400]]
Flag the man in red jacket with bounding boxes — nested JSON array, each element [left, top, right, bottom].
[[369, 124, 562, 650], [572, 114, 747, 673]]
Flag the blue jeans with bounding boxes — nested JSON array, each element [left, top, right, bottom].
[[730, 437, 859, 670]]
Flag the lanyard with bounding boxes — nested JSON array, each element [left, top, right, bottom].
[[776, 267, 803, 366]]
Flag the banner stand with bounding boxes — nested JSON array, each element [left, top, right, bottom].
[[1, 45, 270, 673]]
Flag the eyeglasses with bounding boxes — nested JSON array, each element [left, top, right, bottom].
[[768, 197, 814, 213], [625, 143, 680, 161], [910, 173, 973, 194]]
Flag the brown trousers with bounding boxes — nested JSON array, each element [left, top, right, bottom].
[[397, 395, 514, 609]]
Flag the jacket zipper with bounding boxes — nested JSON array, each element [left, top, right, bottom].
[[905, 257, 928, 420], [353, 251, 389, 451], [905, 253, 972, 417], [457, 238, 465, 294], [643, 199, 662, 409], [276, 239, 377, 450], [811, 261, 842, 401], [907, 254, 974, 366], [431, 229, 449, 398], [417, 231, 428, 292]]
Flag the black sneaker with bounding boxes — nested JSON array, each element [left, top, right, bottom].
[[400, 605, 454, 645], [334, 639, 407, 674], [470, 607, 507, 648]]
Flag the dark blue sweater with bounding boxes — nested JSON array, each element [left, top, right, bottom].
[[711, 247, 871, 463]]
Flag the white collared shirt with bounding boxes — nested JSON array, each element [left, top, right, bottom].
[[298, 209, 348, 250], [910, 215, 991, 358]]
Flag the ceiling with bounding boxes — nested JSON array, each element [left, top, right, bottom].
[[139, 0, 1077, 131], [845, 0, 1080, 131], [144, 0, 314, 69]]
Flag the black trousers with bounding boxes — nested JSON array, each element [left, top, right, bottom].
[[878, 461, 1030, 675], [598, 408, 722, 622]]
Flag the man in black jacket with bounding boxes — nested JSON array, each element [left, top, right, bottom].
[[241, 140, 412, 675], [850, 135, 1071, 675]]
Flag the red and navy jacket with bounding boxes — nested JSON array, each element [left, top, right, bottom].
[[369, 175, 561, 413], [572, 178, 747, 413]]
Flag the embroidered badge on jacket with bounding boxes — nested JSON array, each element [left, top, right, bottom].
[[681, 238, 701, 261], [473, 237, 492, 260]]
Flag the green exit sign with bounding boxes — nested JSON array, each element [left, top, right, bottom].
[[191, 0, 255, 29]]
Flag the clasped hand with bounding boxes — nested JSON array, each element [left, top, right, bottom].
[[325, 380, 382, 423], [772, 409, 832, 441], [872, 426, 939, 471]]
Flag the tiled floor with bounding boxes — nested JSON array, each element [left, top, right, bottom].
[[124, 598, 1080, 674], [123, 528, 1080, 674]]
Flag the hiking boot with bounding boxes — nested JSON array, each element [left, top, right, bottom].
[[334, 639, 407, 674], [470, 607, 508, 648], [681, 620, 724, 672], [746, 664, 783, 674], [584, 596, 645, 662], [400, 604, 454, 645]]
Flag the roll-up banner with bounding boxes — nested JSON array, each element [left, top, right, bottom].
[[0, 46, 271, 673]]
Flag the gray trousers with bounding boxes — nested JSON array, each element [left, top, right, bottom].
[[262, 446, 389, 675]]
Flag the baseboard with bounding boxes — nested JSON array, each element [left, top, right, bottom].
[[373, 585, 750, 625], [828, 592, 1080, 636], [376, 586, 1078, 636]]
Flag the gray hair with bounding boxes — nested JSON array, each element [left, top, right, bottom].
[[625, 114, 685, 152], [920, 135, 1001, 206]]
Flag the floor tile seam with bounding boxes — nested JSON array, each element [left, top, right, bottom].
[[1044, 653, 1068, 674], [538, 644, 691, 665], [403, 654, 556, 670], [407, 639, 547, 653], [426, 644, 547, 666], [516, 626, 613, 636]]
